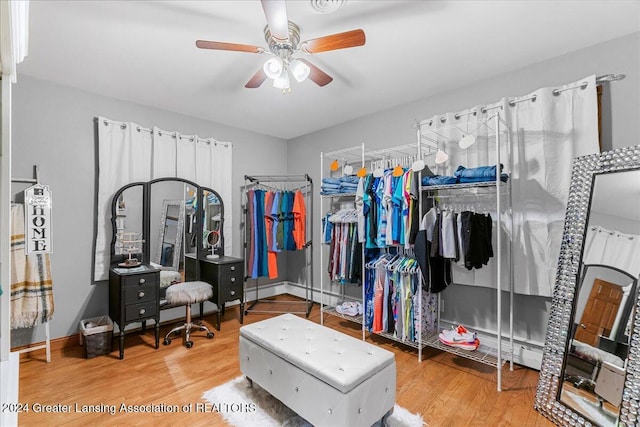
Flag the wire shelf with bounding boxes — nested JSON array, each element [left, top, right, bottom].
[[320, 192, 357, 198], [321, 306, 364, 324], [421, 181, 508, 191], [322, 307, 510, 367], [422, 332, 510, 368]]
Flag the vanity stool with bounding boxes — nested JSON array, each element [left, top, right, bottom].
[[163, 281, 214, 348], [240, 314, 396, 427]]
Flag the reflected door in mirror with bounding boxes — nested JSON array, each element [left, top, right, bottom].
[[574, 279, 623, 347]]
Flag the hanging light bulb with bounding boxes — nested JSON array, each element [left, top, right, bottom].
[[263, 57, 284, 79], [289, 58, 311, 83], [273, 67, 290, 92]]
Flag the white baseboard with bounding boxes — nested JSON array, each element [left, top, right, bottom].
[[0, 352, 19, 427]]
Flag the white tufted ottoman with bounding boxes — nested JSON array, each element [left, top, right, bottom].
[[239, 313, 396, 427]]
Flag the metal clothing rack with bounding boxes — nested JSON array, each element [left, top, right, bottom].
[[418, 112, 514, 391], [10, 165, 51, 363], [242, 174, 313, 317], [320, 142, 436, 361]]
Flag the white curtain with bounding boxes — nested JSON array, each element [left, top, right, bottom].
[[95, 119, 152, 281], [94, 117, 233, 281], [583, 225, 640, 278], [420, 75, 599, 296]]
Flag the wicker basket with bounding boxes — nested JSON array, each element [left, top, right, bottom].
[[79, 316, 113, 359]]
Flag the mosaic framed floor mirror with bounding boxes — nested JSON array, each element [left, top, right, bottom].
[[535, 145, 640, 426]]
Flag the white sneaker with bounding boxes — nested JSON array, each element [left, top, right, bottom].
[[336, 302, 361, 317]]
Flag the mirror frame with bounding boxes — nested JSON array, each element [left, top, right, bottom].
[[153, 199, 185, 270], [109, 178, 225, 279], [535, 145, 640, 426]]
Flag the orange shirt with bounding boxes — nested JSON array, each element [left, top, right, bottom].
[[292, 190, 306, 250]]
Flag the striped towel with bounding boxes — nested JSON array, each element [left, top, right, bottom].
[[10, 204, 55, 329]]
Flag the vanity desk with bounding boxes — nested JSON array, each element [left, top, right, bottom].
[[108, 264, 161, 360], [185, 254, 244, 330]]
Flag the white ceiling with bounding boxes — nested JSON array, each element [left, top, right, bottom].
[[19, 0, 640, 140]]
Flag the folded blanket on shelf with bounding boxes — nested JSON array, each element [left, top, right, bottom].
[[10, 204, 55, 329]]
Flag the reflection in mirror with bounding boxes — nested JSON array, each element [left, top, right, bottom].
[[559, 170, 640, 426], [113, 184, 144, 264], [150, 180, 188, 271], [202, 190, 222, 259], [534, 145, 640, 427], [154, 200, 185, 270]]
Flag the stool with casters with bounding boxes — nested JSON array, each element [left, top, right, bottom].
[[163, 281, 215, 348]]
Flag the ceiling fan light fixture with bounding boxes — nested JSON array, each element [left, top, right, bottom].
[[290, 58, 311, 83], [273, 68, 290, 90], [263, 57, 284, 79]]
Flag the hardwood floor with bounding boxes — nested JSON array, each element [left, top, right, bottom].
[[17, 297, 554, 426]]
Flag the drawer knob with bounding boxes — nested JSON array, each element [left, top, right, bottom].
[[230, 290, 236, 296], [139, 308, 146, 315], [139, 278, 146, 284], [230, 277, 236, 283], [138, 291, 145, 298], [230, 266, 235, 271]]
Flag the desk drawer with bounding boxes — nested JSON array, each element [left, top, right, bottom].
[[218, 263, 244, 285], [123, 272, 157, 288], [124, 282, 157, 304], [125, 301, 157, 322], [217, 282, 243, 303]]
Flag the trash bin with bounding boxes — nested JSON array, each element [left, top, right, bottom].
[[79, 316, 113, 359]]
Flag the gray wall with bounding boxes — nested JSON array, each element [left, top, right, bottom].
[[286, 32, 640, 346], [10, 75, 288, 346]]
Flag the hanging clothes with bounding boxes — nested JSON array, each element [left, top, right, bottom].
[[247, 188, 308, 279], [414, 208, 452, 293], [364, 252, 435, 342], [325, 209, 362, 284], [292, 189, 307, 250], [459, 211, 494, 270]]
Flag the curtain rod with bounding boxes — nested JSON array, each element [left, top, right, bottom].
[[95, 118, 230, 146], [244, 174, 312, 184], [418, 73, 626, 126]]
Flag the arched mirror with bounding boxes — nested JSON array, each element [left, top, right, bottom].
[[536, 146, 640, 427], [110, 178, 225, 289], [202, 189, 222, 259], [110, 183, 144, 267]]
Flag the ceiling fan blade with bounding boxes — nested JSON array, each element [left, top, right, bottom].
[[261, 0, 289, 43], [301, 29, 366, 54], [245, 68, 268, 89], [298, 59, 333, 87], [196, 40, 263, 54]]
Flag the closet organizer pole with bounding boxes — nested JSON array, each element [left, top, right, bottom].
[[416, 137, 422, 362], [320, 153, 325, 325], [495, 113, 502, 392], [360, 142, 366, 341]]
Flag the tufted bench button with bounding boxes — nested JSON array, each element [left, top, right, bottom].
[[385, 387, 389, 393], [328, 409, 332, 415], [295, 387, 299, 392], [269, 369, 273, 375], [358, 408, 362, 414]]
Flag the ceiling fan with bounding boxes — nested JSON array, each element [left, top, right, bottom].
[[195, 0, 366, 92]]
